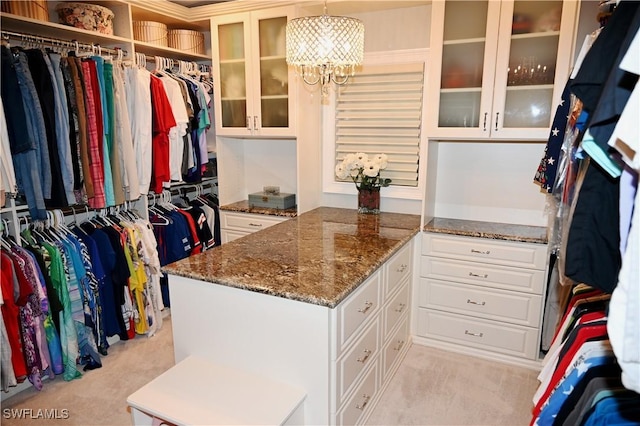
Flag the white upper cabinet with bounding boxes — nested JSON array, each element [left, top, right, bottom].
[[427, 0, 578, 141], [211, 6, 296, 138]]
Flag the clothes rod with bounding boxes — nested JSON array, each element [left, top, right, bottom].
[[1, 30, 128, 57]]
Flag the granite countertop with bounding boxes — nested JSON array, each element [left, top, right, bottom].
[[220, 200, 298, 218], [163, 207, 421, 308], [424, 217, 548, 244]]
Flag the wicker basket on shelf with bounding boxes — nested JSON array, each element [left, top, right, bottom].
[[133, 21, 168, 47], [1, 0, 49, 22], [168, 29, 205, 55]]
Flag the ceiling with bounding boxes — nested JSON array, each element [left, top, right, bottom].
[[168, 0, 231, 7]]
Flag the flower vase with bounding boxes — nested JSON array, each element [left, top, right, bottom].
[[358, 187, 380, 214]]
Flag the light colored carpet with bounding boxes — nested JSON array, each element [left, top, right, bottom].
[[366, 344, 539, 426], [2, 315, 538, 426], [1, 316, 175, 426]]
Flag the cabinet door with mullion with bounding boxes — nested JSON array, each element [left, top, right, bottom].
[[491, 0, 578, 140], [428, 0, 577, 141], [212, 13, 253, 137], [249, 7, 295, 138], [212, 7, 295, 138], [427, 0, 501, 140]]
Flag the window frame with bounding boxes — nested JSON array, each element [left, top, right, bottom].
[[322, 48, 430, 201]]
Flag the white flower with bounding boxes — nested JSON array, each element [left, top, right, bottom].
[[353, 153, 368, 170], [342, 153, 357, 171], [363, 161, 380, 177], [335, 163, 350, 180], [373, 153, 388, 170]]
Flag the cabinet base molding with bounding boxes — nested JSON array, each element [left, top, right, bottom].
[[411, 336, 543, 371]]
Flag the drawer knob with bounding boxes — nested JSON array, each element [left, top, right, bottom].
[[357, 349, 372, 363], [393, 340, 405, 351], [466, 299, 486, 306], [470, 248, 490, 255], [356, 394, 371, 410], [249, 223, 263, 227], [396, 264, 408, 273], [468, 272, 488, 279], [395, 303, 406, 313], [358, 301, 373, 314], [464, 330, 484, 338]]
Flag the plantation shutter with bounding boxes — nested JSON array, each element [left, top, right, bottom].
[[335, 62, 424, 187]]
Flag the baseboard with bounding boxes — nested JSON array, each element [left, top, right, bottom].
[[411, 336, 544, 371]]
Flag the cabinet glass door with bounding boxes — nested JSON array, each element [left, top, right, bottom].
[[437, 1, 490, 129], [257, 16, 288, 128], [218, 22, 247, 128], [496, 1, 563, 130]]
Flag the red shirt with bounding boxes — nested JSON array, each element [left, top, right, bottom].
[[149, 75, 176, 194]]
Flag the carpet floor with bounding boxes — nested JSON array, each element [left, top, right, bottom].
[[2, 315, 538, 425]]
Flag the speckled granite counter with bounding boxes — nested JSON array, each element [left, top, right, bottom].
[[220, 200, 298, 217], [424, 217, 548, 244], [163, 207, 421, 308]]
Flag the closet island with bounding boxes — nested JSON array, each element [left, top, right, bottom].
[[162, 206, 421, 425]]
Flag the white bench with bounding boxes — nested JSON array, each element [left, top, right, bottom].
[[127, 355, 306, 425]]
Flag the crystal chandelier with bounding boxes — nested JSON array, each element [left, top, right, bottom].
[[285, 1, 364, 96]]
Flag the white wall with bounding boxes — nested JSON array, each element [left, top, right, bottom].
[[431, 141, 550, 227], [217, 137, 297, 205], [355, 5, 431, 52]]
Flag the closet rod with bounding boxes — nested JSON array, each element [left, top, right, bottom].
[[1, 30, 128, 57], [148, 180, 216, 198], [140, 54, 211, 74]]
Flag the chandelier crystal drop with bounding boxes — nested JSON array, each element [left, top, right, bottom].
[[286, 4, 364, 96]]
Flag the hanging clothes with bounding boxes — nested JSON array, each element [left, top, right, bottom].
[[0, 46, 48, 221], [0, 97, 17, 208]]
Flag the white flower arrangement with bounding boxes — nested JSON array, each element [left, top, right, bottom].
[[335, 153, 392, 191]]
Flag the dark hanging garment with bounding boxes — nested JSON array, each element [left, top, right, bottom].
[[570, 1, 640, 115], [24, 48, 68, 209], [564, 160, 621, 293], [59, 56, 85, 198], [0, 46, 47, 220]]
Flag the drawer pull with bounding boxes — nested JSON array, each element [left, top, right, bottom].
[[464, 330, 484, 338], [393, 340, 405, 351], [248, 223, 263, 227], [396, 264, 408, 273], [470, 249, 490, 255], [466, 299, 486, 306], [357, 349, 372, 363], [395, 303, 406, 313], [468, 272, 488, 279], [356, 394, 371, 410], [358, 301, 373, 314]]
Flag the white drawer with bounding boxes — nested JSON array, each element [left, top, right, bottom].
[[384, 241, 412, 297], [382, 317, 409, 383], [337, 271, 381, 355], [420, 256, 545, 294], [416, 309, 538, 360], [336, 319, 380, 406], [422, 233, 548, 270], [220, 229, 249, 243], [419, 278, 543, 327], [220, 211, 287, 233], [383, 281, 410, 339], [337, 361, 378, 426]]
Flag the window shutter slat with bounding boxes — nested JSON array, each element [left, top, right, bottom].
[[335, 63, 424, 188]]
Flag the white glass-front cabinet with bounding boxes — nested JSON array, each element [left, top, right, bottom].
[[427, 0, 578, 140], [211, 7, 296, 138]]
